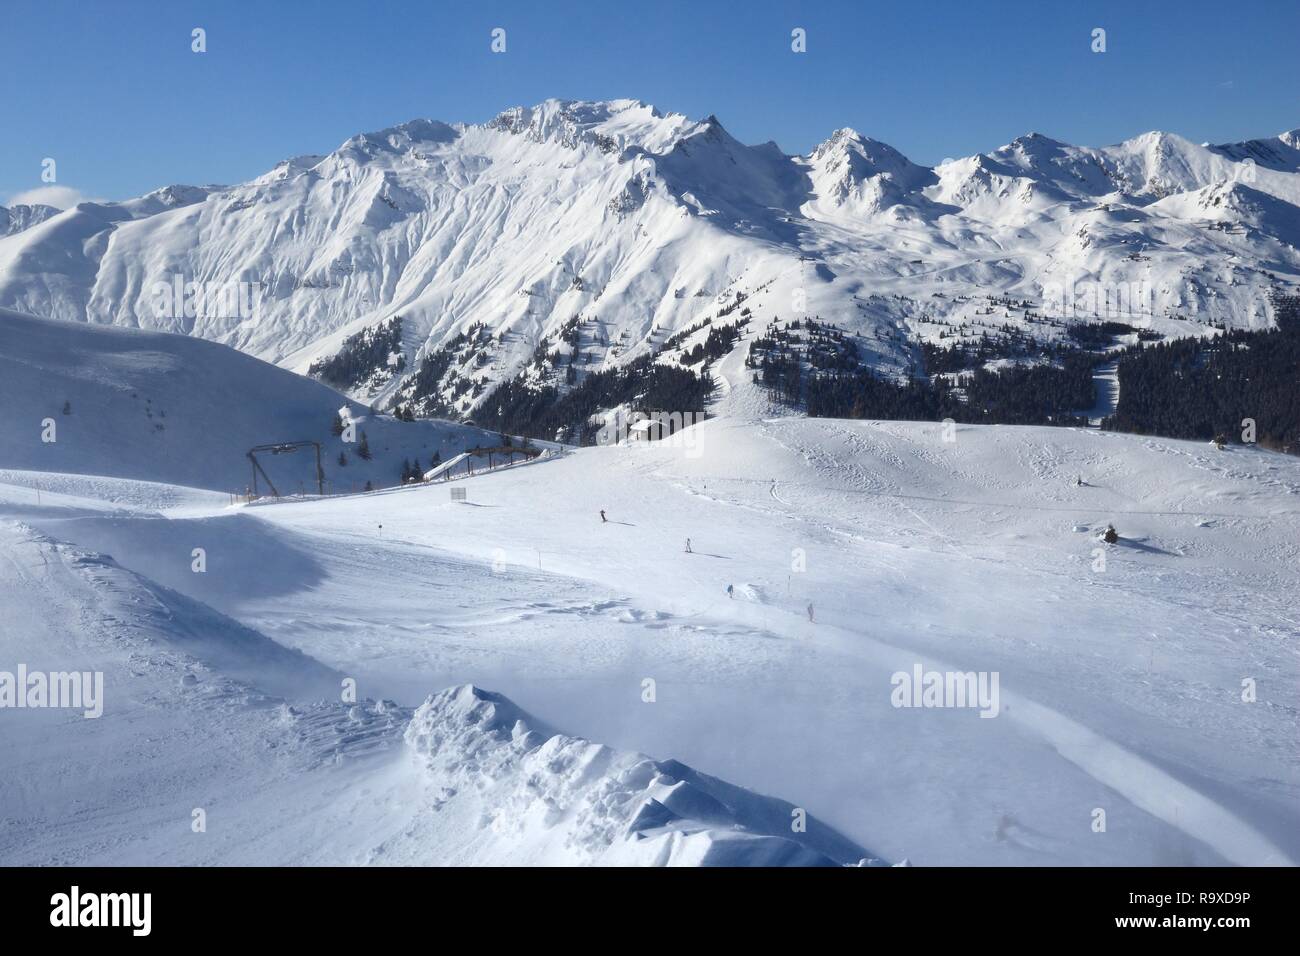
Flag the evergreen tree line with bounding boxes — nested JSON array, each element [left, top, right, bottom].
[[1066, 321, 1161, 350], [308, 316, 405, 391], [682, 319, 748, 365], [749, 309, 1095, 424], [476, 354, 714, 444], [921, 329, 1077, 374], [1103, 297, 1300, 453], [400, 322, 490, 417], [400, 452, 441, 483], [785, 300, 1298, 449], [747, 318, 863, 401], [800, 355, 1092, 426]]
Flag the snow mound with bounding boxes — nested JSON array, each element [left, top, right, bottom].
[[402, 684, 873, 866]]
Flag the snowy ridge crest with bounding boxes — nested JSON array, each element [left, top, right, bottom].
[[403, 684, 882, 866]]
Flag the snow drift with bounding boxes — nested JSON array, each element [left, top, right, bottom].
[[397, 684, 875, 866], [0, 511, 871, 866]]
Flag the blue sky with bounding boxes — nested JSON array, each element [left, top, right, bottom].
[[4, 0, 1298, 205]]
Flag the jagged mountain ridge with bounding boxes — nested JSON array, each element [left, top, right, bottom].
[[0, 202, 61, 238], [2, 99, 1298, 419]]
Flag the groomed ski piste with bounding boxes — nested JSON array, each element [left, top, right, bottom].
[[1, 310, 1298, 866]]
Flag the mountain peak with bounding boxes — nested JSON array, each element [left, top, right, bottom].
[[813, 127, 866, 153], [807, 127, 931, 212], [1121, 129, 1198, 154], [810, 127, 908, 163], [483, 99, 701, 155], [1008, 131, 1067, 150], [345, 118, 460, 153]]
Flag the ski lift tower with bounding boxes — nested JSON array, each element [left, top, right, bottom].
[[247, 440, 324, 498]]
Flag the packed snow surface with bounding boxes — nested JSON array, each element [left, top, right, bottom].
[[0, 519, 870, 866], [2, 395, 1297, 864]]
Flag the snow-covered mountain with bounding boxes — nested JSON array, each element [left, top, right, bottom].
[[0, 202, 61, 238], [2, 100, 1298, 417], [0, 307, 499, 493], [1209, 128, 1300, 172]]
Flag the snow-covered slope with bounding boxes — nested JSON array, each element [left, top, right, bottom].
[[6, 413, 1297, 866], [0, 308, 498, 493], [0, 187, 220, 321], [2, 100, 1296, 414], [1210, 128, 1300, 173], [0, 517, 868, 866]]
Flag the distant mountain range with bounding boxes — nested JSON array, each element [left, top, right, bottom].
[[2, 99, 1298, 420]]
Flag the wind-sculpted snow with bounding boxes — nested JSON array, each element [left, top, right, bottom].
[[0, 518, 877, 866], [0, 99, 1296, 413], [399, 684, 875, 866]]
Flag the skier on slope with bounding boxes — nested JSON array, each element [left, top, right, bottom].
[[1102, 524, 1119, 544], [600, 510, 607, 523], [685, 538, 692, 553], [726, 584, 734, 599]]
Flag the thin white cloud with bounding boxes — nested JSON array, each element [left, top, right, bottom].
[[4, 185, 93, 210]]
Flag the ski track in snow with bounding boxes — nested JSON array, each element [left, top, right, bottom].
[[663, 425, 1296, 865]]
